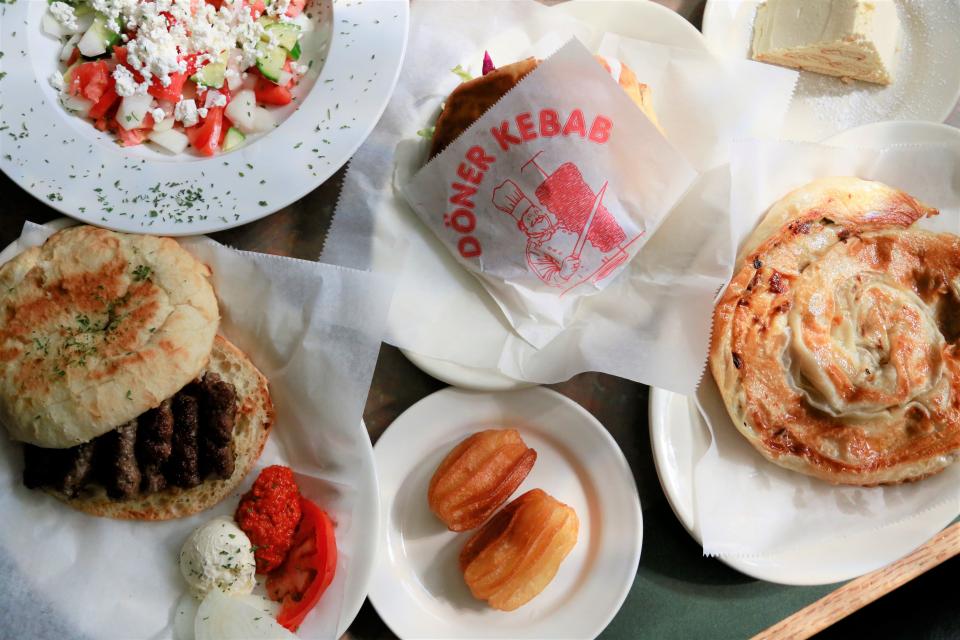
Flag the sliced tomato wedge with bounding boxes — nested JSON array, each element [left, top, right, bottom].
[[88, 82, 120, 120], [185, 106, 223, 156], [70, 61, 111, 103], [254, 77, 292, 106], [266, 497, 337, 632]]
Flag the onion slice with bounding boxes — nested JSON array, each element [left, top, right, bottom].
[[195, 589, 296, 640]]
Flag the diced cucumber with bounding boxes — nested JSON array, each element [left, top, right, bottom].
[[225, 90, 257, 133], [255, 41, 287, 83], [42, 12, 70, 38], [223, 127, 246, 151], [191, 52, 229, 88], [61, 93, 93, 116], [117, 94, 153, 130], [265, 23, 300, 50], [77, 13, 120, 58], [288, 41, 301, 61], [152, 117, 174, 132], [148, 128, 190, 154], [250, 107, 275, 133]]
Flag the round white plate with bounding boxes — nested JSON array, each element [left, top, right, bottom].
[[701, 0, 960, 142], [0, 221, 378, 636], [369, 386, 642, 639], [396, 0, 708, 390], [648, 120, 960, 585], [0, 0, 408, 236]]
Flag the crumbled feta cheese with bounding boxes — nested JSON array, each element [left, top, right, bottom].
[[49, 71, 65, 92], [291, 62, 308, 75], [113, 64, 149, 97], [197, 107, 209, 119], [174, 98, 199, 127], [49, 2, 78, 31], [151, 107, 167, 123], [204, 90, 228, 109]]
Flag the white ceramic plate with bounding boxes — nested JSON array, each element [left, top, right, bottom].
[[0, 220, 379, 636], [648, 120, 960, 586], [369, 386, 642, 639], [397, 0, 708, 391], [701, 0, 960, 142], [0, 0, 408, 236]]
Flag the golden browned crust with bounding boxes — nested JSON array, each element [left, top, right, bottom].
[[49, 335, 274, 520], [709, 177, 960, 485], [460, 489, 578, 611], [428, 428, 536, 531], [429, 56, 661, 159], [0, 226, 219, 448]]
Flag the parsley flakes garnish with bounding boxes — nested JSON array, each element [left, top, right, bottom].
[[132, 264, 152, 282]]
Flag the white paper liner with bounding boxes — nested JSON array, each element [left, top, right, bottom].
[[695, 139, 960, 558], [0, 222, 394, 639], [321, 0, 797, 392]]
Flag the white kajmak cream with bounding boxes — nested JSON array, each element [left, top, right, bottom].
[[179, 516, 257, 600], [751, 0, 901, 85]]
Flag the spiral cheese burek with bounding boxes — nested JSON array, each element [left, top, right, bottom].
[[710, 177, 960, 485]]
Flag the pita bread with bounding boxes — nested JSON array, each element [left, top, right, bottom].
[[429, 56, 661, 159], [49, 335, 274, 520], [0, 226, 219, 448], [710, 177, 960, 485]]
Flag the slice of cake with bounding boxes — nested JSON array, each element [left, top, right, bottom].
[[751, 0, 900, 86]]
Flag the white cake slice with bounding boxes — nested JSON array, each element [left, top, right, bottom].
[[751, 0, 901, 86]]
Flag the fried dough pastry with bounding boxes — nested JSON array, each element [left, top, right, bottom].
[[459, 489, 578, 611], [710, 177, 960, 485], [428, 429, 536, 531]]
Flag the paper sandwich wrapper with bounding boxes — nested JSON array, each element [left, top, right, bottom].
[[322, 0, 799, 393]]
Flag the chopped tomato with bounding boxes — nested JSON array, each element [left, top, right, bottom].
[[255, 77, 292, 105], [112, 113, 155, 147], [266, 497, 337, 632], [70, 61, 111, 103], [88, 82, 120, 120], [286, 0, 307, 17], [148, 71, 189, 102], [247, 0, 266, 19], [185, 106, 224, 156]]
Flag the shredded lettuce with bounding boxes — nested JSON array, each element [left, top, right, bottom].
[[450, 64, 473, 82]]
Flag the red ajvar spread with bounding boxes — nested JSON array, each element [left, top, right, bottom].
[[235, 465, 302, 573]]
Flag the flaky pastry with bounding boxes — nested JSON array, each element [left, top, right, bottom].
[[710, 177, 960, 485]]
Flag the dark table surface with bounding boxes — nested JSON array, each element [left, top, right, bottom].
[[1, 1, 958, 639]]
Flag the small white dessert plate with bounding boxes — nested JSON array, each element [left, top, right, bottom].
[[0, 0, 408, 236], [701, 0, 960, 142], [648, 120, 960, 586], [368, 386, 642, 639], [397, 0, 708, 390]]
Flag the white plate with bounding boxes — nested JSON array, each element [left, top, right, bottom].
[[648, 120, 960, 585], [0, 220, 379, 636], [701, 0, 960, 141], [396, 0, 708, 390], [369, 386, 642, 639], [0, 0, 408, 236]]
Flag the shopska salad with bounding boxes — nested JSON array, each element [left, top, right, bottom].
[[42, 0, 312, 156]]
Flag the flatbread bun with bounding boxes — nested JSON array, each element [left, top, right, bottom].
[[430, 56, 662, 159], [49, 334, 274, 520], [0, 226, 219, 448]]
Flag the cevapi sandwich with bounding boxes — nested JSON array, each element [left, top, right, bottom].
[[428, 53, 663, 159], [0, 226, 273, 519]]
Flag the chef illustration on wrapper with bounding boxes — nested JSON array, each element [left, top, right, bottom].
[[492, 151, 634, 292]]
